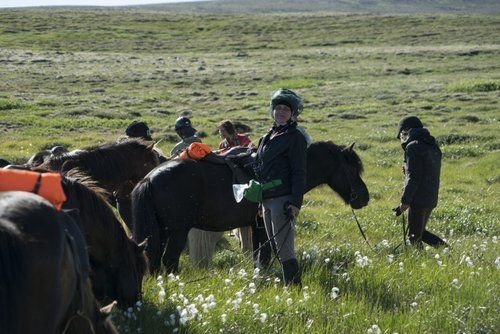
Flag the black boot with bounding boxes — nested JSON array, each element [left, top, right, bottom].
[[281, 258, 301, 287]]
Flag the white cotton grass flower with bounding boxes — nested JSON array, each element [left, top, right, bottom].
[[286, 298, 293, 306], [238, 268, 247, 278], [259, 313, 268, 323], [224, 278, 232, 286], [492, 236, 497, 243], [249, 282, 256, 294], [367, 324, 382, 334], [387, 254, 394, 263], [495, 257, 500, 270], [355, 251, 372, 268], [399, 262, 404, 272], [253, 267, 261, 279], [465, 256, 474, 267], [275, 295, 281, 303], [158, 289, 166, 303], [410, 301, 418, 308], [451, 278, 461, 289], [330, 287, 340, 300], [379, 239, 390, 248], [253, 303, 260, 314], [324, 257, 331, 264], [221, 314, 227, 323]]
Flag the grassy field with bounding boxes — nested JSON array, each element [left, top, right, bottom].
[[0, 7, 499, 333]]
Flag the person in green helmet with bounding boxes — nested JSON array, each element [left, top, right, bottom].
[[254, 88, 307, 286]]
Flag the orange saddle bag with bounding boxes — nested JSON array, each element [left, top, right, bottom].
[[179, 142, 212, 160], [0, 169, 67, 210]]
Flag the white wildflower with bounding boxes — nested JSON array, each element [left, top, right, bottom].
[[286, 298, 293, 306], [224, 278, 232, 286], [367, 324, 381, 334], [387, 254, 394, 263], [275, 295, 281, 303], [221, 314, 227, 323], [259, 313, 268, 323], [330, 287, 340, 300]]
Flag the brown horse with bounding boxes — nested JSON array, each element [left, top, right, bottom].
[[132, 141, 369, 273], [40, 139, 160, 228], [0, 191, 117, 334], [60, 172, 149, 308]]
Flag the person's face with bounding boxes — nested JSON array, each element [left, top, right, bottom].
[[218, 127, 230, 139], [273, 104, 292, 126], [400, 130, 409, 143]]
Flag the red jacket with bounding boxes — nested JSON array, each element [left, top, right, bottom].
[[219, 133, 253, 152]]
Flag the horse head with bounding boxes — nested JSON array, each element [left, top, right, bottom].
[[307, 141, 369, 209], [113, 237, 149, 307]]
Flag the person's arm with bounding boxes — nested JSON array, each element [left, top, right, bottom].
[[289, 133, 307, 210], [401, 143, 423, 205]]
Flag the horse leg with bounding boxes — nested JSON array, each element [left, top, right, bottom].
[[238, 226, 253, 255], [253, 215, 271, 268], [163, 229, 189, 273], [188, 228, 223, 268]]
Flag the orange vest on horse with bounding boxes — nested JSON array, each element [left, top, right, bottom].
[[0, 169, 67, 210]]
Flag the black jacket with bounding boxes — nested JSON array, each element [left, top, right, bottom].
[[401, 128, 442, 208], [256, 122, 307, 208]]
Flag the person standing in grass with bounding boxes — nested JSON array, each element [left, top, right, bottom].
[[217, 119, 254, 153], [396, 115, 448, 248], [171, 116, 201, 158], [255, 88, 307, 286]]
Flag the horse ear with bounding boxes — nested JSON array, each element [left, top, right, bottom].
[[347, 143, 355, 152], [100, 301, 117, 317], [138, 237, 149, 251]]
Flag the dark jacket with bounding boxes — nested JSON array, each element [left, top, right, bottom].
[[256, 122, 307, 208], [401, 128, 441, 208]]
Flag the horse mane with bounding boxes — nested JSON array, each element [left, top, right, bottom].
[[310, 141, 364, 174], [62, 174, 132, 249], [0, 218, 25, 333], [46, 139, 153, 182]]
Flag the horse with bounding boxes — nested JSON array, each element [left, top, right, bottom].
[[39, 139, 160, 228], [132, 141, 370, 273], [0, 191, 117, 334], [60, 172, 149, 308]]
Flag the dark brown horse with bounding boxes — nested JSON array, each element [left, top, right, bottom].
[[0, 191, 117, 334], [60, 173, 149, 307], [132, 141, 370, 272], [40, 139, 160, 228]]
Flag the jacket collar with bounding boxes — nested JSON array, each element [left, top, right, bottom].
[[402, 127, 433, 149]]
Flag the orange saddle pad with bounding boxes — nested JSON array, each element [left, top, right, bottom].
[[0, 169, 67, 210]]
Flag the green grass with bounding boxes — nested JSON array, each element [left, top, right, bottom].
[[0, 8, 499, 334]]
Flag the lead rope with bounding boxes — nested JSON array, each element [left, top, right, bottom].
[[351, 207, 377, 253]]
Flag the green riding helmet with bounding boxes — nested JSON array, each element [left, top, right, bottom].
[[269, 88, 303, 117]]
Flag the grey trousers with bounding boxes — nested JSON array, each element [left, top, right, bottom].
[[262, 195, 296, 262]]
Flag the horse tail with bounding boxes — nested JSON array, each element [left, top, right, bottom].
[[132, 179, 161, 272], [0, 219, 25, 333]]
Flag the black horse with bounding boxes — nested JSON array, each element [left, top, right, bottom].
[[0, 191, 117, 334], [132, 141, 369, 272]]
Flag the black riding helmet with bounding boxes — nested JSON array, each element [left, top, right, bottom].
[[269, 88, 303, 117], [174, 116, 196, 138], [397, 115, 423, 139], [126, 120, 153, 140]]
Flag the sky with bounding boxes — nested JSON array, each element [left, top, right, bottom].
[[0, 0, 209, 8]]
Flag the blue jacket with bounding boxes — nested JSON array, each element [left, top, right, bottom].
[[401, 128, 442, 208]]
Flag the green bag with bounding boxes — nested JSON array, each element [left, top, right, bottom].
[[232, 179, 282, 203]]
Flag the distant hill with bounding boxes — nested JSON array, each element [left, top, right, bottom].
[[138, 0, 500, 14]]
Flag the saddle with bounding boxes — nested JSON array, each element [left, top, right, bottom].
[[0, 169, 67, 210], [202, 147, 257, 184]]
